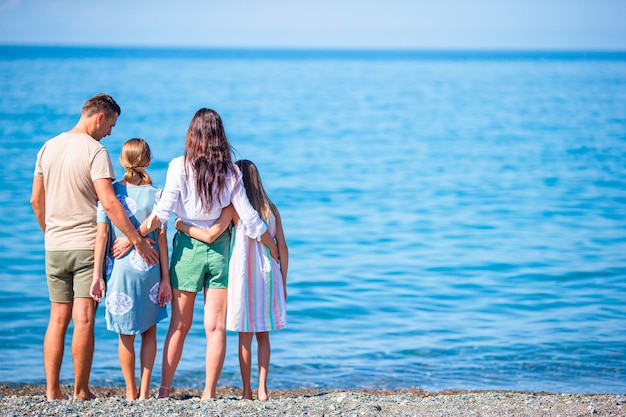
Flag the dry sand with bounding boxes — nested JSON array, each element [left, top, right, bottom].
[[1, 384, 624, 416]]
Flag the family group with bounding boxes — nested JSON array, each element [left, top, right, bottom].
[[30, 94, 288, 402]]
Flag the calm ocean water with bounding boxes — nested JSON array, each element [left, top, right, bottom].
[[0, 46, 625, 394]]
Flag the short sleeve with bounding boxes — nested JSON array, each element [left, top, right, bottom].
[[90, 146, 115, 182], [96, 201, 109, 224], [229, 166, 267, 240], [154, 189, 167, 230], [34, 147, 44, 177], [153, 158, 182, 225]]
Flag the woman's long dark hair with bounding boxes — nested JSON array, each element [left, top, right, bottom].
[[183, 108, 234, 210]]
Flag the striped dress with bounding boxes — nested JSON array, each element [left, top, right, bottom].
[[226, 209, 287, 332]]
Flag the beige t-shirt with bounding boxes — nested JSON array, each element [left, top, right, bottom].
[[34, 132, 115, 250]]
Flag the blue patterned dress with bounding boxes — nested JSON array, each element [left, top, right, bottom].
[[98, 182, 167, 335]]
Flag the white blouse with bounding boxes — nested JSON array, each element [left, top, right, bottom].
[[152, 156, 266, 239]]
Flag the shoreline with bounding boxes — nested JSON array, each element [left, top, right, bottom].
[[1, 385, 624, 416]]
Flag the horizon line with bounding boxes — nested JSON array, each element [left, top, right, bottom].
[[1, 43, 626, 54]]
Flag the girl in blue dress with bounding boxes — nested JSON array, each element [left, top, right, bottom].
[[90, 138, 172, 400]]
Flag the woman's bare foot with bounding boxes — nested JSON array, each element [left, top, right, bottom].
[[125, 386, 138, 401]]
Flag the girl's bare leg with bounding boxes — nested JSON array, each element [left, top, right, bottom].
[[159, 289, 197, 398], [201, 288, 228, 400], [256, 332, 270, 401], [118, 334, 138, 400], [238, 332, 254, 400], [139, 325, 157, 399]]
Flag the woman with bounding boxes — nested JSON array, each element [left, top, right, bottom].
[[136, 108, 278, 399]]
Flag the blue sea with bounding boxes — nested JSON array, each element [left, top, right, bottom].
[[0, 46, 625, 394]]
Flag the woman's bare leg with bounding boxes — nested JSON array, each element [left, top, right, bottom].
[[201, 288, 227, 400], [159, 289, 197, 398]]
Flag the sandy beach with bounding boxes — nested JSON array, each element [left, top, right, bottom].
[[1, 384, 624, 416]]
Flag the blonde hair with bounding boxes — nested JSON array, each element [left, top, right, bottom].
[[119, 138, 152, 185], [235, 159, 277, 221]]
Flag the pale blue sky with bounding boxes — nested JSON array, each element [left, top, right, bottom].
[[0, 0, 625, 50]]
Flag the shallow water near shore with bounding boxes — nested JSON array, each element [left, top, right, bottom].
[[0, 47, 625, 394]]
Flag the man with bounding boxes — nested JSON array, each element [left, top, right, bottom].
[[30, 94, 158, 401]]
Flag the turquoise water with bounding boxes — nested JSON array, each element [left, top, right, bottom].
[[0, 46, 625, 393]]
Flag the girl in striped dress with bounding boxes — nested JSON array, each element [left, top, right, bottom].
[[175, 159, 288, 401]]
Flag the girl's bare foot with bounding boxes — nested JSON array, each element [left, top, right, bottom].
[[74, 390, 96, 401], [157, 386, 170, 399], [201, 388, 216, 400], [257, 387, 269, 402], [46, 389, 67, 401], [242, 388, 253, 400]]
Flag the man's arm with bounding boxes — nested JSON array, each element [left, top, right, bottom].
[[30, 176, 46, 232], [90, 222, 108, 302], [93, 178, 158, 265]]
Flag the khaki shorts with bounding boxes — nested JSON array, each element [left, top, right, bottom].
[[46, 250, 95, 302], [170, 230, 231, 292]]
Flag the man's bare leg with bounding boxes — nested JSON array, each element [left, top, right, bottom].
[[71, 298, 97, 400], [44, 302, 72, 401]]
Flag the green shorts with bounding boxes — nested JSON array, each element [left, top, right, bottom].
[[170, 230, 231, 292], [45, 250, 95, 303]]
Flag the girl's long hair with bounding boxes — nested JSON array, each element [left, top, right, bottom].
[[235, 159, 277, 221], [120, 138, 152, 185], [184, 108, 234, 210]]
